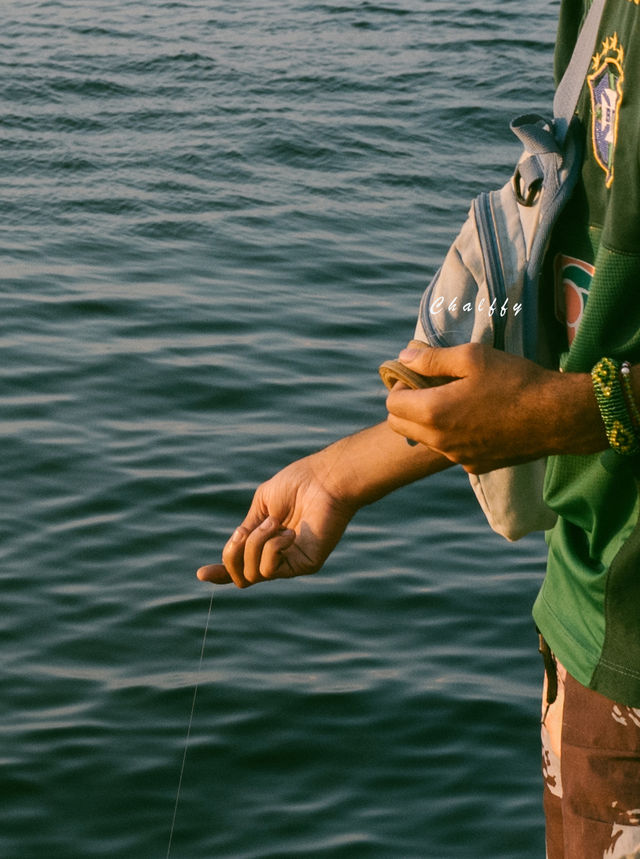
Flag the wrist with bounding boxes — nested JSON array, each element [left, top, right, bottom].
[[310, 422, 449, 511], [544, 369, 608, 456]]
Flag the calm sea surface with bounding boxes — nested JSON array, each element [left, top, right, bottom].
[[2, 1, 560, 856]]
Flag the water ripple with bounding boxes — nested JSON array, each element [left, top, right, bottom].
[[1, 1, 554, 855]]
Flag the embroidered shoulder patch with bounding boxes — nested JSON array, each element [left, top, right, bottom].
[[554, 254, 594, 346], [588, 34, 625, 188]]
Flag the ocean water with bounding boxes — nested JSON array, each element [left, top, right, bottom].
[[1, 1, 560, 856]]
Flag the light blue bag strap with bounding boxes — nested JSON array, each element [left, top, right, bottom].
[[553, 0, 607, 144]]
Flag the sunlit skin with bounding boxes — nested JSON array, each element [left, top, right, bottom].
[[196, 421, 450, 588], [197, 340, 633, 589], [385, 341, 607, 472]]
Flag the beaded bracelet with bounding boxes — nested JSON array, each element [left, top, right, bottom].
[[591, 357, 640, 456], [621, 361, 640, 431]]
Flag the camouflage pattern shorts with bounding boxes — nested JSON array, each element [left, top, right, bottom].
[[541, 654, 640, 859]]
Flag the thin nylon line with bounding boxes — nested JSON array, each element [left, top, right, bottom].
[[166, 590, 215, 858]]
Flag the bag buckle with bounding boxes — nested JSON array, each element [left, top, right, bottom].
[[514, 166, 543, 207]]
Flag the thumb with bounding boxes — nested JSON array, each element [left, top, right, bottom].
[[397, 341, 467, 380], [196, 563, 233, 584]]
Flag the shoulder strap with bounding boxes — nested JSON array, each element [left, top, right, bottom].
[[553, 0, 607, 144]]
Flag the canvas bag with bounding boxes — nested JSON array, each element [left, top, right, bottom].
[[413, 0, 605, 541]]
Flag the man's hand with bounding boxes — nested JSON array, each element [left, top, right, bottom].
[[197, 421, 451, 589], [385, 342, 606, 474], [196, 456, 356, 588]]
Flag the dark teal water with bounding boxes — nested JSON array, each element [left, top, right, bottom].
[[2, 1, 560, 856]]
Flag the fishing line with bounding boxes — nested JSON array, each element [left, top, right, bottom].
[[166, 590, 215, 859], [164, 416, 390, 852]]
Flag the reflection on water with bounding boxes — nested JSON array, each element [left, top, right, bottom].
[[1, 1, 555, 855]]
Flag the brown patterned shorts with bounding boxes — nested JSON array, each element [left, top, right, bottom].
[[541, 655, 640, 859]]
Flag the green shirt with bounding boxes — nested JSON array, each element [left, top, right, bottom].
[[532, 0, 640, 705]]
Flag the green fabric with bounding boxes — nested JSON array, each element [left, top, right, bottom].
[[591, 502, 640, 701], [532, 0, 640, 706]]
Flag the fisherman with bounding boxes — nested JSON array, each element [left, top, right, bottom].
[[198, 1, 640, 854]]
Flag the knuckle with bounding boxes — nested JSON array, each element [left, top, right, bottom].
[[423, 399, 444, 431], [461, 341, 483, 367], [258, 545, 281, 581], [221, 543, 234, 566]]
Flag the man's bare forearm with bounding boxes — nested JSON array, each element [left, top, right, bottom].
[[309, 421, 452, 512], [197, 421, 450, 587]]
